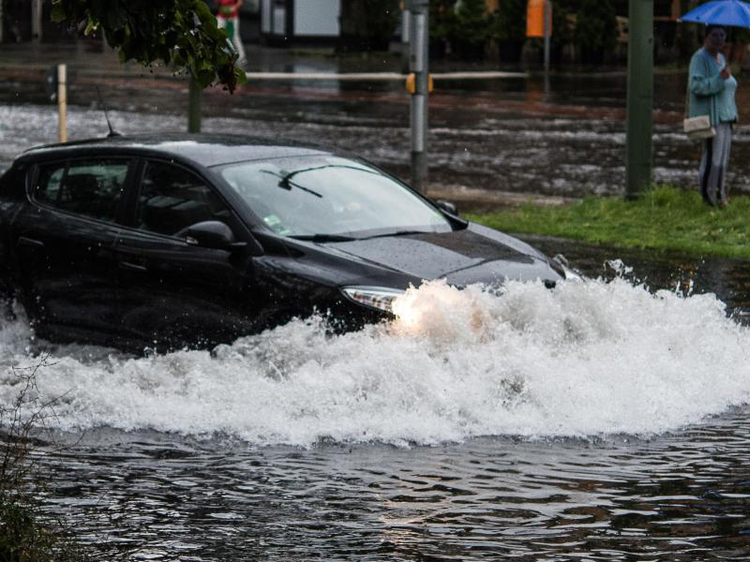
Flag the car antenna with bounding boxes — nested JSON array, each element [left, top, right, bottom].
[[95, 86, 122, 138]]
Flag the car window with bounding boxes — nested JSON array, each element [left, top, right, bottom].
[[137, 161, 231, 237], [219, 156, 450, 237], [33, 159, 128, 222]]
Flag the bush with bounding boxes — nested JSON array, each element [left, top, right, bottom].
[[452, 0, 492, 59], [430, 0, 457, 57], [492, 0, 527, 44], [550, 0, 574, 55], [491, 0, 527, 62], [0, 501, 83, 562], [574, 0, 617, 63], [338, 0, 400, 52], [0, 357, 85, 562], [430, 0, 457, 42]]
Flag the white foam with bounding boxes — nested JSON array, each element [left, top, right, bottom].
[[1, 275, 749, 447]]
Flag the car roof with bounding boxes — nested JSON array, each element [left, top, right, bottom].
[[17, 133, 337, 168]]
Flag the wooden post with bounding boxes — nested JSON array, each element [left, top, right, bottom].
[[58, 64, 68, 143]]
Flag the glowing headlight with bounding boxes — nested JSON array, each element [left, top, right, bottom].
[[341, 286, 405, 314]]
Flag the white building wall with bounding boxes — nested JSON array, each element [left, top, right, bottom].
[[294, 0, 340, 37]]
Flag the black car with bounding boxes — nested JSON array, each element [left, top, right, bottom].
[[0, 134, 571, 351]]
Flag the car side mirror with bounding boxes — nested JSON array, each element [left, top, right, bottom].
[[181, 221, 246, 250], [435, 199, 458, 216]]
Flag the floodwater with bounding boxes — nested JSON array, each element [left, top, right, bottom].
[[1, 46, 750, 560], [2, 44, 750, 200], [2, 249, 749, 561]]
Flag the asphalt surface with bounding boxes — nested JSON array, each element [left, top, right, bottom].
[[2, 40, 719, 209]]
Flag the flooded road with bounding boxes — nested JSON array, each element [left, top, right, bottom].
[[38, 422, 750, 561], [3, 45, 750, 201], [1, 45, 750, 560], [0, 239, 747, 560]]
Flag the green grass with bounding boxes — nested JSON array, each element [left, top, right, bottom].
[[468, 186, 750, 260]]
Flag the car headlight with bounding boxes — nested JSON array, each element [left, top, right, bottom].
[[341, 286, 405, 314]]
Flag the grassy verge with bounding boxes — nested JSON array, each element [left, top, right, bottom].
[[468, 186, 750, 260]]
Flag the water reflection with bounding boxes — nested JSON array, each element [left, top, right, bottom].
[[3, 62, 750, 200], [35, 412, 750, 561]]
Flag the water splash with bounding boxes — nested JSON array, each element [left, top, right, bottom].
[[1, 275, 749, 447]]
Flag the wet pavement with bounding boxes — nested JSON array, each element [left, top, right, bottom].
[[3, 41, 750, 208]]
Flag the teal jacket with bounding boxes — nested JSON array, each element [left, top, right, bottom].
[[689, 48, 738, 125]]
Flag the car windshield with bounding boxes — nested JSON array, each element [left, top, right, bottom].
[[219, 156, 451, 237]]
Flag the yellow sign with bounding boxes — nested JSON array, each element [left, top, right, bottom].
[[406, 73, 434, 94], [527, 0, 552, 38]]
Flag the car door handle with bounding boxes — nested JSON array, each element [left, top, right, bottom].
[[118, 261, 148, 273], [17, 236, 45, 248]]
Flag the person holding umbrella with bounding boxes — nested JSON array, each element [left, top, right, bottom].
[[688, 25, 737, 207], [681, 0, 750, 207]]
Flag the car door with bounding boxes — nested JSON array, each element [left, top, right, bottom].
[[11, 157, 131, 339], [114, 159, 259, 348]]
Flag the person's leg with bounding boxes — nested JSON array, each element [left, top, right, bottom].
[[217, 16, 227, 30], [716, 123, 732, 205], [702, 126, 730, 207], [699, 137, 714, 205], [232, 16, 247, 63]]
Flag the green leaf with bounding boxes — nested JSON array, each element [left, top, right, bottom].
[[49, 0, 243, 92], [84, 18, 99, 36], [50, 4, 67, 23]]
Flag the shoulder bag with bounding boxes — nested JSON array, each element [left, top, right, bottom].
[[683, 80, 715, 141]]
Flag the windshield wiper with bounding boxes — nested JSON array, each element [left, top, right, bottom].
[[289, 234, 357, 242], [361, 229, 433, 240]]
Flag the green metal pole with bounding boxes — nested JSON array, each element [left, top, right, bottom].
[[188, 77, 202, 133], [625, 0, 654, 199]]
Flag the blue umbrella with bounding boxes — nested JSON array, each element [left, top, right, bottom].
[[680, 0, 750, 28]]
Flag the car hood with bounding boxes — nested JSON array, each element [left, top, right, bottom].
[[324, 224, 562, 286]]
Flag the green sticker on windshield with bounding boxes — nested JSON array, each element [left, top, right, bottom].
[[263, 214, 292, 236]]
